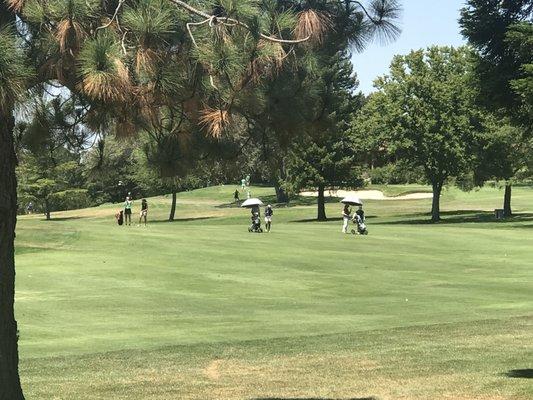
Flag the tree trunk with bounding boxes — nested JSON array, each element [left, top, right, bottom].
[[274, 160, 289, 203], [503, 184, 512, 218], [431, 181, 443, 223], [44, 198, 51, 221], [317, 184, 327, 221], [274, 184, 289, 203], [169, 188, 177, 222], [0, 109, 25, 399]]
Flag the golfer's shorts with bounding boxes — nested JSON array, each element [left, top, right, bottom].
[[125, 208, 132, 215], [265, 216, 272, 222]]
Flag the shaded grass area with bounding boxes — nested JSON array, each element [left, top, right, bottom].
[[372, 210, 533, 227], [15, 185, 533, 399], [505, 369, 533, 379]]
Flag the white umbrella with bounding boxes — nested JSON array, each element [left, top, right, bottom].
[[340, 195, 363, 206], [241, 198, 264, 208]]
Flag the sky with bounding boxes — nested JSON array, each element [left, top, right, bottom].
[[351, 0, 468, 94]]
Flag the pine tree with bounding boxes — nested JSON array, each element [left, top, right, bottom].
[[0, 1, 401, 396], [460, 0, 533, 216], [286, 50, 363, 220]]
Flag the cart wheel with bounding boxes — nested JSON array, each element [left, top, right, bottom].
[[258, 228, 263, 233], [350, 229, 356, 235]]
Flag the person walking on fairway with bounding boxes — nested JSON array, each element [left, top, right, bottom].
[[139, 198, 148, 226], [234, 189, 240, 203], [342, 204, 351, 233], [265, 204, 273, 232], [124, 196, 133, 226]]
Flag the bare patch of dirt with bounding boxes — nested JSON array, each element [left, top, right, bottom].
[[204, 359, 223, 380]]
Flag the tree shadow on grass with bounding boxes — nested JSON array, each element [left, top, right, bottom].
[[216, 195, 342, 209], [504, 369, 533, 378], [216, 195, 282, 209], [150, 216, 215, 223], [291, 216, 377, 223], [42, 216, 84, 221], [372, 211, 533, 226]]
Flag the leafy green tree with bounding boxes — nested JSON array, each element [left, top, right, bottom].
[[460, 0, 532, 124], [351, 92, 429, 185], [18, 155, 89, 219], [370, 46, 481, 222], [350, 93, 386, 171], [142, 125, 196, 221], [473, 122, 532, 215], [286, 50, 363, 220], [15, 99, 88, 219], [460, 1, 532, 216], [505, 22, 533, 125], [243, 0, 402, 204], [84, 137, 140, 204]]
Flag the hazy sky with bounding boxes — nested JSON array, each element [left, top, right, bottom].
[[351, 0, 468, 94]]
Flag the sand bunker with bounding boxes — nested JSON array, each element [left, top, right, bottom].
[[299, 189, 433, 201]]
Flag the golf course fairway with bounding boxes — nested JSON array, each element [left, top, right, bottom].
[[15, 185, 533, 399]]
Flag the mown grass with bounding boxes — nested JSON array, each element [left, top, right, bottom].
[[15, 185, 533, 399]]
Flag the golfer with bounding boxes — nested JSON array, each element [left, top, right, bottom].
[[264, 204, 273, 232], [234, 189, 240, 203], [124, 196, 133, 226], [342, 204, 351, 233], [139, 198, 148, 226]]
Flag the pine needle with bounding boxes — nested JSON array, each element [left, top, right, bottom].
[[199, 107, 231, 138], [56, 19, 86, 54], [294, 10, 331, 44], [135, 47, 160, 75], [81, 59, 131, 102], [6, 0, 24, 12]]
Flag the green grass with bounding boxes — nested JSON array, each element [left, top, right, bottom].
[[15, 185, 533, 399]]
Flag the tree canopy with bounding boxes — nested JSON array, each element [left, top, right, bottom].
[[358, 46, 482, 222], [460, 0, 533, 126]]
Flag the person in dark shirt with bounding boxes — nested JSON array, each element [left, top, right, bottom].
[[234, 189, 240, 203], [355, 205, 365, 222], [138, 198, 148, 226], [264, 204, 273, 232]]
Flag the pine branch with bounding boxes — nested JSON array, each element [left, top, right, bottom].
[[168, 0, 310, 44]]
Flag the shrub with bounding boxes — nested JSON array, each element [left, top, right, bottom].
[[369, 163, 425, 185], [48, 189, 91, 211]]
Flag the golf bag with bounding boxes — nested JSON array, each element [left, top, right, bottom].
[[116, 210, 124, 226], [351, 214, 368, 235], [248, 213, 263, 233]]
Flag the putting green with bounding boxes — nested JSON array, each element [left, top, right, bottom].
[[15, 185, 533, 399]]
